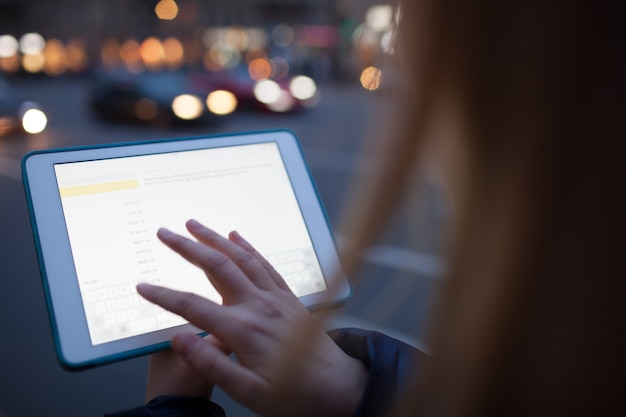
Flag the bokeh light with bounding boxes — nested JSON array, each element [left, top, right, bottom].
[[225, 27, 249, 52], [155, 0, 179, 20], [66, 39, 88, 72], [134, 99, 158, 121], [0, 54, 20, 72], [140, 37, 164, 69], [22, 53, 45, 73], [267, 90, 295, 113], [271, 24, 294, 48], [171, 94, 203, 120], [206, 90, 238, 115], [207, 42, 240, 70], [380, 30, 395, 54], [289, 76, 317, 100], [253, 79, 281, 104], [163, 37, 184, 69], [246, 28, 268, 50], [248, 58, 273, 81], [43, 38, 69, 76], [0, 35, 18, 58], [21, 107, 47, 134], [120, 39, 142, 70], [272, 56, 290, 79], [366, 5, 394, 31], [19, 33, 45, 55], [0, 35, 20, 72], [360, 66, 383, 91]]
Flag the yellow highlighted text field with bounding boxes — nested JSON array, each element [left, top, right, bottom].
[[59, 179, 139, 197]]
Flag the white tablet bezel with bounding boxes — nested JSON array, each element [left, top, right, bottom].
[[22, 130, 350, 370]]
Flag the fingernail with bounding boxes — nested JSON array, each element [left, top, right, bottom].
[[230, 230, 253, 250], [186, 219, 202, 231], [136, 283, 153, 297], [156, 227, 173, 239]]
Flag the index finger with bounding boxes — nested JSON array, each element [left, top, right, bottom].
[[186, 220, 278, 292], [137, 283, 235, 340], [157, 227, 254, 302], [228, 230, 292, 293]]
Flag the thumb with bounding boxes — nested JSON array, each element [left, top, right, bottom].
[[172, 333, 266, 408]]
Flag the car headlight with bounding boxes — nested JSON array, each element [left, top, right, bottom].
[[253, 80, 296, 112], [289, 76, 317, 100], [253, 79, 282, 104], [171, 94, 203, 120], [206, 90, 237, 115], [19, 102, 47, 134]]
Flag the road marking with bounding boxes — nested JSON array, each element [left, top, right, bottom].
[[0, 156, 21, 181]]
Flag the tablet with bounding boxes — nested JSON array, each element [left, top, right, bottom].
[[22, 130, 351, 370]]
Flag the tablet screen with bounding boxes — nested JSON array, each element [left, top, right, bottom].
[[53, 142, 327, 345]]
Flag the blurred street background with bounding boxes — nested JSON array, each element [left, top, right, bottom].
[[0, 1, 449, 416]]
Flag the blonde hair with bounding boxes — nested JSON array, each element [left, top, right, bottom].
[[339, 1, 625, 416]]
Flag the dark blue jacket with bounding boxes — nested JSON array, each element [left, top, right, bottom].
[[106, 328, 426, 417]]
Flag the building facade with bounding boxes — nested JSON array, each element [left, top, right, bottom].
[[0, 0, 386, 39]]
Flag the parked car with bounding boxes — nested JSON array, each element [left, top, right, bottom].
[[88, 70, 230, 127], [207, 67, 320, 114]]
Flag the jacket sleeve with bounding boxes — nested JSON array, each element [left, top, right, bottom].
[[104, 395, 226, 417], [328, 327, 428, 417]]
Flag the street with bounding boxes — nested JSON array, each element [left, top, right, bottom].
[[0, 78, 447, 417]]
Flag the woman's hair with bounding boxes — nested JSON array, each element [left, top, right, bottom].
[[339, 1, 625, 416]]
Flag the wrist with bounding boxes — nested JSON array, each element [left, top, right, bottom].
[[334, 355, 369, 417], [313, 345, 368, 417]]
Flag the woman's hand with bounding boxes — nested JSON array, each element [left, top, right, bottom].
[[137, 219, 367, 417], [144, 341, 216, 402]]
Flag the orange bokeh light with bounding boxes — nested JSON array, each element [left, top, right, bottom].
[[67, 39, 88, 72], [120, 39, 142, 69], [163, 37, 184, 69], [22, 53, 45, 73], [360, 66, 383, 91], [140, 37, 164, 69], [0, 55, 20, 72], [43, 38, 68, 76], [248, 58, 273, 81], [155, 0, 179, 20]]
